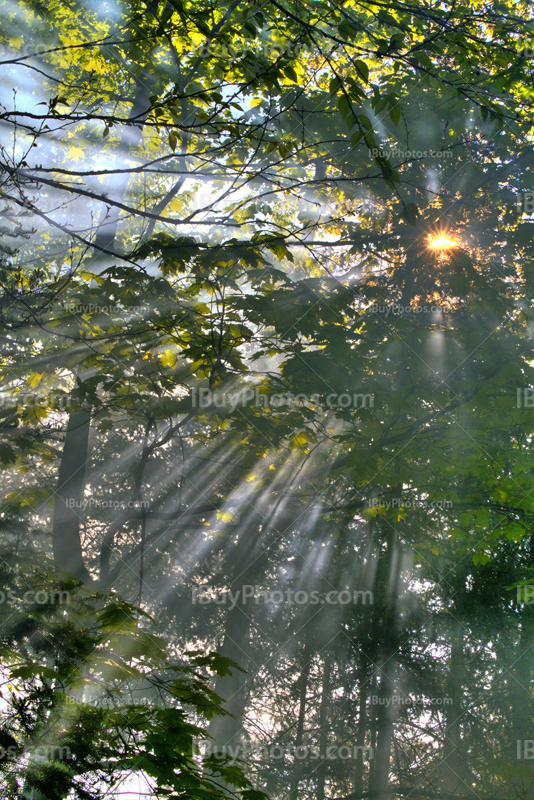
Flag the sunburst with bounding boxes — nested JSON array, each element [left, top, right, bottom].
[[429, 235, 458, 249]]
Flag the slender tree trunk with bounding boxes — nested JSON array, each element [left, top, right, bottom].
[[208, 523, 268, 751], [51, 86, 150, 583], [369, 668, 378, 793], [442, 620, 464, 798], [371, 657, 396, 800], [354, 654, 369, 799], [368, 526, 401, 800], [289, 638, 312, 800], [316, 651, 332, 800], [51, 405, 92, 582], [208, 598, 253, 752], [511, 534, 534, 747]]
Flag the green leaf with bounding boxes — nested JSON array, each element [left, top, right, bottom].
[[338, 94, 351, 120], [354, 59, 369, 83], [329, 76, 342, 95], [0, 444, 16, 465], [283, 66, 298, 82], [401, 202, 420, 226], [350, 130, 362, 149], [389, 104, 401, 125]]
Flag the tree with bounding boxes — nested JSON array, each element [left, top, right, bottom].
[[0, 544, 269, 799], [2, 1, 534, 799]]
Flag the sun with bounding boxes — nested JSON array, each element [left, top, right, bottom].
[[429, 235, 458, 249]]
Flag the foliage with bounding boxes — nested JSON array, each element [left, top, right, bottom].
[[0, 549, 264, 800], [1, 0, 534, 798]]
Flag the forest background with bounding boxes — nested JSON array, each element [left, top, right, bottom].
[[1, 1, 534, 799]]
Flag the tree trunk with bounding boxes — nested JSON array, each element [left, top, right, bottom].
[[208, 597, 254, 753], [289, 638, 312, 800], [208, 523, 268, 752], [51, 406, 92, 582], [369, 526, 401, 800], [51, 85, 150, 584], [371, 654, 397, 800], [442, 620, 464, 798], [316, 651, 332, 800], [354, 654, 369, 799]]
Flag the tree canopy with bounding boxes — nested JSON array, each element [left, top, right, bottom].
[[1, 0, 534, 798]]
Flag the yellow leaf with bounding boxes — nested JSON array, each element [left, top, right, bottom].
[[67, 146, 85, 162], [160, 349, 177, 368], [362, 507, 378, 518], [28, 373, 44, 389], [291, 432, 310, 451], [217, 511, 236, 523], [24, 405, 49, 423]]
